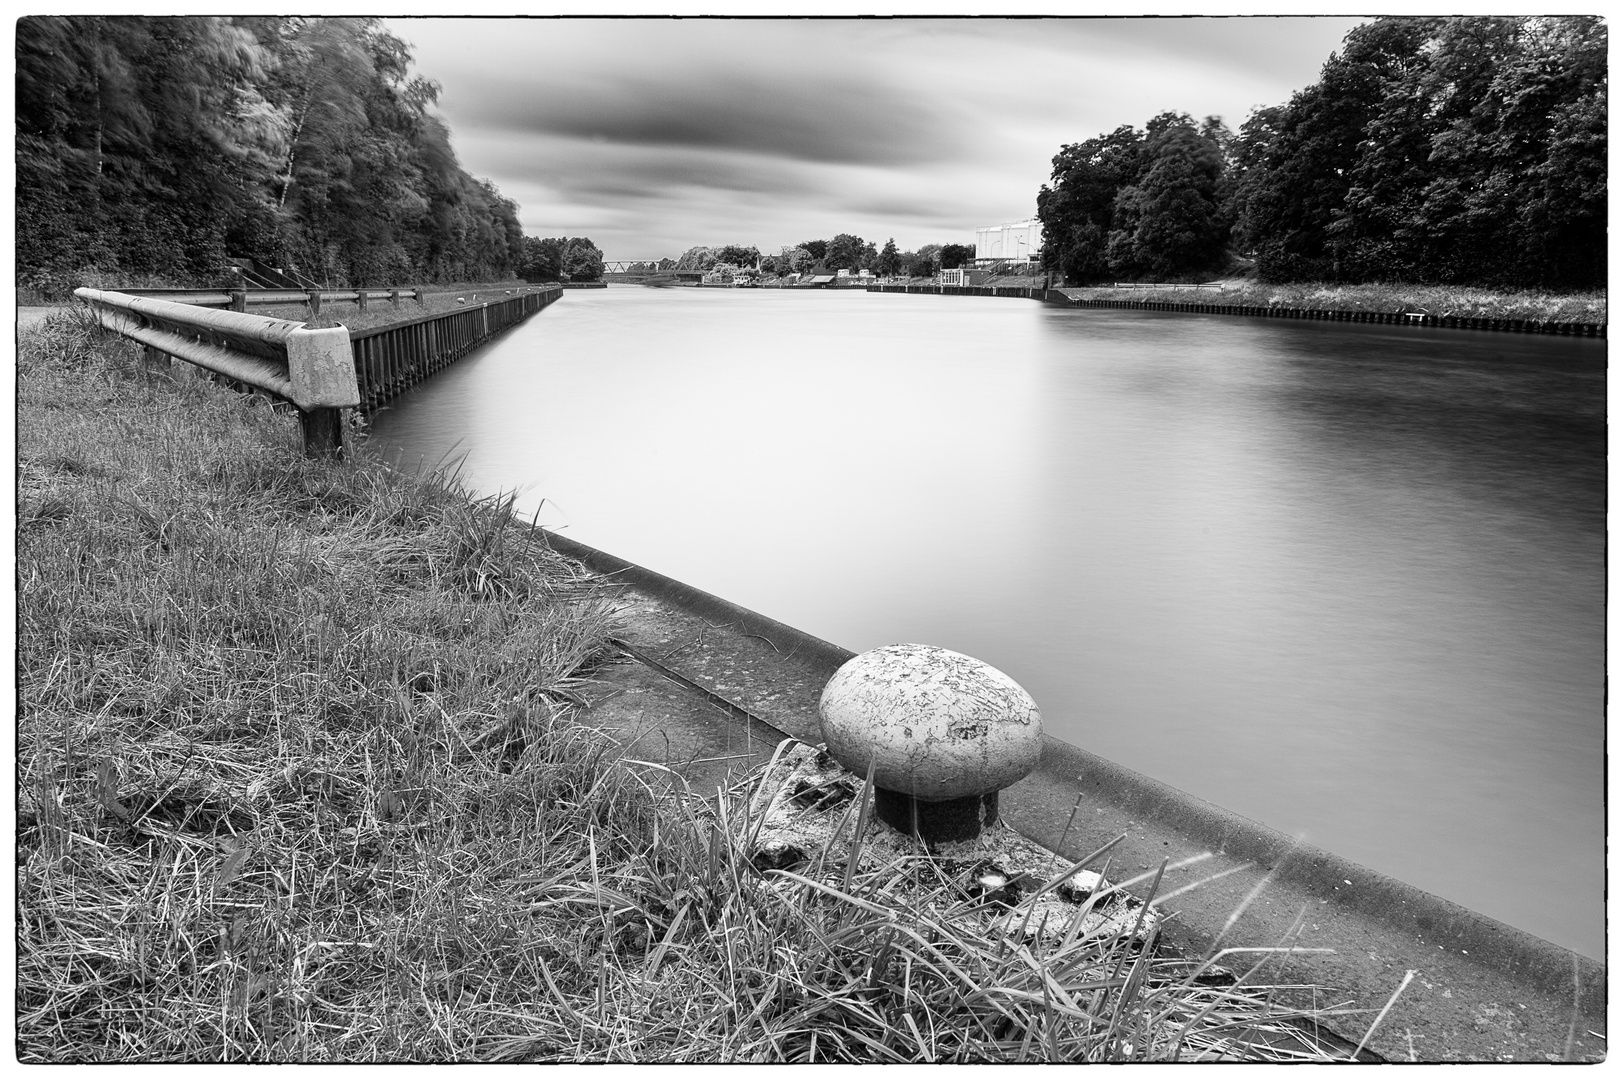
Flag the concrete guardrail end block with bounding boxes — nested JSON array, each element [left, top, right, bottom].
[[287, 325, 361, 410]]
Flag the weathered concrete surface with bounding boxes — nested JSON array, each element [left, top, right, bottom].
[[551, 530, 1605, 1063], [573, 653, 786, 796]]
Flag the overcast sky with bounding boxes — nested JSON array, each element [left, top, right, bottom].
[[384, 16, 1369, 260]]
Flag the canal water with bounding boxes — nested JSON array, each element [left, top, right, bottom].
[[369, 286, 1605, 960]]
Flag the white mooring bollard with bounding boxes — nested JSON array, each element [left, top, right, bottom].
[[818, 643, 1043, 845]]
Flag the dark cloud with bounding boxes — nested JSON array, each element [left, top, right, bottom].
[[449, 70, 963, 167], [459, 136, 826, 201]]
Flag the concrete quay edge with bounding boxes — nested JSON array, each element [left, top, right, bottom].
[[540, 528, 1605, 1062]]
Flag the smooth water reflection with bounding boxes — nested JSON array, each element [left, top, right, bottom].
[[371, 287, 1605, 959]]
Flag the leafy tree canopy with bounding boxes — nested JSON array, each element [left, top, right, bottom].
[[824, 233, 866, 271], [16, 15, 535, 295], [715, 244, 760, 268], [1039, 16, 1605, 290]]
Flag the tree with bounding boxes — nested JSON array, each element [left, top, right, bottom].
[[1528, 60, 1606, 287], [519, 236, 562, 282], [16, 15, 529, 295], [674, 246, 717, 271], [561, 237, 604, 281], [716, 244, 760, 269], [1219, 19, 1424, 282], [824, 233, 865, 271], [875, 238, 901, 276], [781, 245, 814, 274], [1228, 15, 1604, 288], [797, 239, 829, 260], [1104, 113, 1229, 280], [1035, 124, 1144, 284], [1030, 16, 1603, 291], [1338, 16, 1605, 287], [16, 16, 283, 288], [938, 243, 974, 270]]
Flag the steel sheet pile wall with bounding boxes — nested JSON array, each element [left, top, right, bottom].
[[350, 286, 562, 410]]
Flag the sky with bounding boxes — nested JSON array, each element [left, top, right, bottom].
[[384, 16, 1370, 262]]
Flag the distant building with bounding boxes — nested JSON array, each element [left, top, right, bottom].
[[974, 219, 1043, 264], [937, 268, 991, 287]]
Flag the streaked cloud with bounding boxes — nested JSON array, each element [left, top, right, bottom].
[[387, 16, 1367, 259]]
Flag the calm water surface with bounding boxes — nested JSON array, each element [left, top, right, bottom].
[[371, 287, 1605, 959]]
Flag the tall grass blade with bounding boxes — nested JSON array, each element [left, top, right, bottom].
[[1348, 968, 1416, 1061], [842, 756, 877, 894]]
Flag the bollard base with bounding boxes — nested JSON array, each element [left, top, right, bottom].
[[874, 787, 998, 846]]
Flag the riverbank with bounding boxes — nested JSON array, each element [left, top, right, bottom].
[[1062, 280, 1606, 325], [17, 309, 1383, 1062], [864, 281, 1604, 336], [630, 272, 1604, 329]]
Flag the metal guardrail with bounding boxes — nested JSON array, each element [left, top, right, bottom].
[[75, 287, 359, 455], [109, 287, 425, 316], [73, 285, 563, 457], [74, 288, 357, 409]]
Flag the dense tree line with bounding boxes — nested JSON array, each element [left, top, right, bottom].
[[1038, 16, 1605, 290], [517, 236, 604, 282], [659, 236, 974, 279], [15, 16, 577, 295]]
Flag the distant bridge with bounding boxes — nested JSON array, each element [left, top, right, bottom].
[[603, 260, 670, 273]]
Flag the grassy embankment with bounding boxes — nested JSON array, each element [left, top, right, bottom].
[[1059, 281, 1606, 324], [869, 272, 1606, 324], [19, 309, 1377, 1062]]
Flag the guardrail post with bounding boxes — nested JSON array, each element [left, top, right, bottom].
[[306, 289, 323, 318], [300, 408, 343, 459], [230, 291, 247, 313], [357, 290, 369, 312], [285, 323, 358, 459], [142, 344, 169, 374]]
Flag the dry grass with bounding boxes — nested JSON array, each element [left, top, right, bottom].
[[1061, 281, 1606, 323], [18, 309, 620, 1060], [18, 310, 1388, 1062]]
